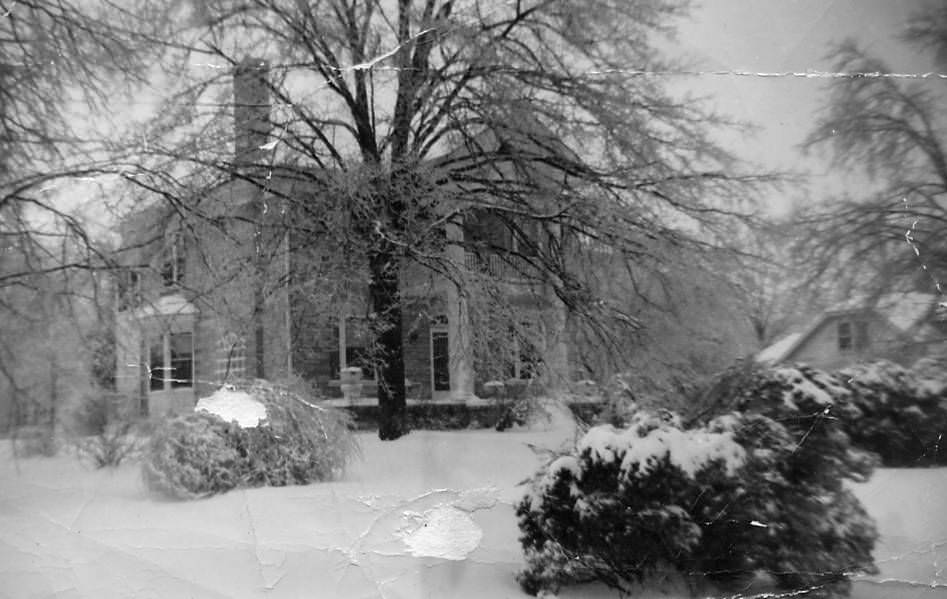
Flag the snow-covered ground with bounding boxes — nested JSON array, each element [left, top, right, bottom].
[[1, 404, 945, 599]]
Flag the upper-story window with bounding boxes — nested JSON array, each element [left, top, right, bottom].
[[117, 268, 142, 311], [838, 320, 869, 352], [466, 209, 513, 252], [161, 234, 186, 287], [464, 209, 543, 279]]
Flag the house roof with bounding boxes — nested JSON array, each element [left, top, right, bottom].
[[756, 332, 802, 365], [872, 292, 935, 332], [756, 291, 939, 365]]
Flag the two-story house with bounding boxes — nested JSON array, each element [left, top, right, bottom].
[[757, 292, 947, 370], [114, 60, 568, 417]]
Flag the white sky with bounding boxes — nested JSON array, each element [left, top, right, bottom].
[[670, 0, 938, 213], [58, 0, 941, 231]]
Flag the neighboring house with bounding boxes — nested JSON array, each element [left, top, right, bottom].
[[757, 292, 947, 370], [113, 60, 567, 417]]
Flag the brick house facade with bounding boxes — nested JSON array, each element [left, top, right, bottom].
[[114, 60, 566, 416]]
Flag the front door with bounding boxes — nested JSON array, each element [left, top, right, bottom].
[[430, 327, 450, 400]]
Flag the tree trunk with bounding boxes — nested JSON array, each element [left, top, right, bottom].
[[369, 243, 408, 440]]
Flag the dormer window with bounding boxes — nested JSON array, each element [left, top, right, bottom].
[[838, 320, 869, 352], [838, 321, 852, 351], [161, 234, 186, 287], [936, 302, 947, 321]]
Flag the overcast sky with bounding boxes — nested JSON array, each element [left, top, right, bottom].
[[66, 0, 941, 232], [671, 0, 938, 213]]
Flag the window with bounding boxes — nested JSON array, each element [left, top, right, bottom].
[[149, 340, 165, 390], [936, 303, 947, 322], [508, 342, 541, 380], [517, 340, 542, 380], [431, 329, 450, 391], [149, 332, 194, 390], [508, 325, 542, 380], [117, 269, 142, 311], [511, 220, 542, 257], [170, 333, 193, 388], [329, 315, 375, 379], [161, 234, 186, 287], [837, 321, 852, 351], [329, 346, 375, 380], [215, 333, 246, 382], [838, 320, 869, 352], [466, 209, 513, 251]]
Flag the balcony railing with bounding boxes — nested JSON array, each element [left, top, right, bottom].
[[464, 251, 533, 284]]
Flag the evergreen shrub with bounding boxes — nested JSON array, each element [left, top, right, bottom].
[[142, 380, 358, 499], [838, 360, 947, 466], [516, 365, 879, 598]]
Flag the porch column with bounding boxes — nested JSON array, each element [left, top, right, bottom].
[[544, 298, 570, 393], [446, 221, 478, 402], [544, 222, 570, 394]]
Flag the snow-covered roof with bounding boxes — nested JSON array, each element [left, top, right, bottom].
[[756, 292, 940, 365], [875, 292, 936, 333], [756, 332, 802, 365]]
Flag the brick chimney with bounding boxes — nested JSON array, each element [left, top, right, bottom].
[[233, 58, 271, 168]]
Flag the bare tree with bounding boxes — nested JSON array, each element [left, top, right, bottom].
[[127, 0, 766, 439], [0, 1, 168, 436], [800, 6, 947, 297]]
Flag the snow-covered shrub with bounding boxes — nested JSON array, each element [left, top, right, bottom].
[[493, 378, 551, 431], [496, 396, 551, 431], [580, 375, 636, 428], [516, 410, 748, 595], [142, 380, 358, 499], [708, 365, 878, 595], [517, 365, 879, 598], [910, 354, 947, 384], [228, 380, 358, 486], [142, 412, 243, 499], [731, 365, 876, 483], [838, 360, 947, 466], [71, 391, 141, 468]]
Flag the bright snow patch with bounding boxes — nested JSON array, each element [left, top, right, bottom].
[[622, 427, 745, 478], [454, 487, 499, 512], [756, 333, 801, 364], [774, 367, 844, 409], [399, 505, 483, 560], [577, 424, 746, 479], [195, 387, 267, 428], [1, 428, 945, 597]]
